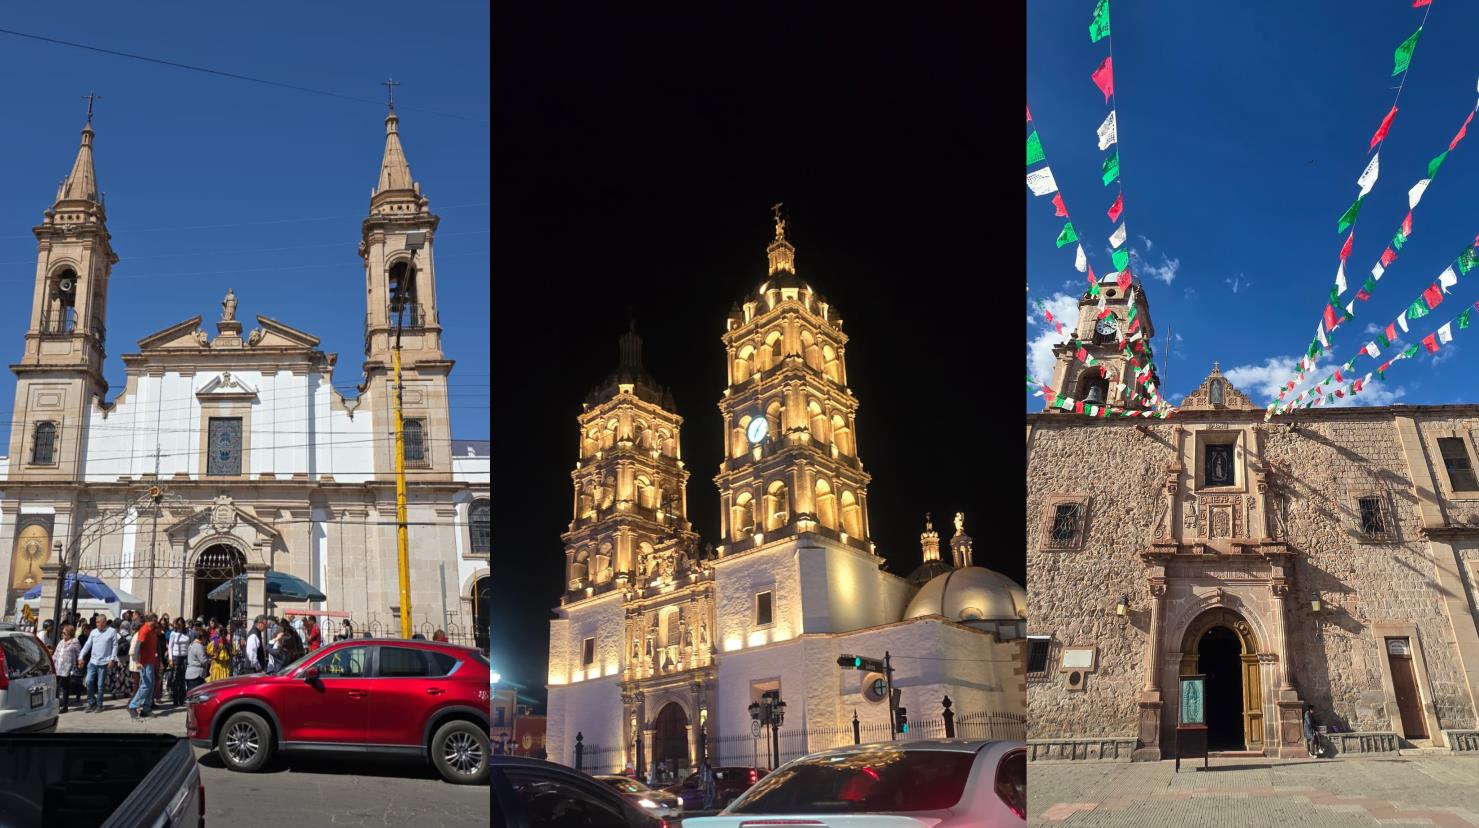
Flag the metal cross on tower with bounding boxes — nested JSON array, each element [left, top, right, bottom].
[[382, 78, 401, 111], [82, 91, 102, 124]]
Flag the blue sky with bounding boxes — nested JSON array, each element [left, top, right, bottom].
[[0, 4, 489, 440], [1028, 1, 1479, 412]]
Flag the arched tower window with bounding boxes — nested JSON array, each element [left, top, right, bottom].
[[387, 259, 421, 325], [469, 499, 490, 554], [732, 492, 755, 540], [46, 269, 79, 334], [808, 400, 829, 444], [30, 422, 57, 466], [635, 475, 657, 511], [831, 415, 853, 457], [822, 345, 841, 383], [735, 345, 756, 384], [814, 479, 838, 530], [840, 490, 863, 538], [765, 400, 783, 439], [1075, 371, 1109, 406], [603, 420, 618, 450], [801, 330, 822, 370], [764, 480, 790, 531], [570, 548, 590, 585], [658, 428, 676, 458], [733, 418, 751, 458], [593, 542, 614, 584], [764, 329, 784, 370]]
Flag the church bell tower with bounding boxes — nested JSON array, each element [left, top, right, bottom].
[[714, 208, 872, 554], [9, 110, 117, 481], [1048, 275, 1159, 411], [359, 96, 453, 477]]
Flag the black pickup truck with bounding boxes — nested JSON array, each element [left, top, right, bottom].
[[0, 734, 203, 827]]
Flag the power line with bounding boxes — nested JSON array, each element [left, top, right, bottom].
[[0, 27, 489, 124]]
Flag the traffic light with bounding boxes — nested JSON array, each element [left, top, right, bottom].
[[896, 707, 908, 733], [836, 654, 887, 673]]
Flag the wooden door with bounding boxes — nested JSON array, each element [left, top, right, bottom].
[[1241, 655, 1264, 749], [1386, 638, 1427, 739]]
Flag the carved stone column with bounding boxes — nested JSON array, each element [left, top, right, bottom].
[[642, 727, 657, 782], [1133, 576, 1167, 761], [1270, 577, 1305, 758]]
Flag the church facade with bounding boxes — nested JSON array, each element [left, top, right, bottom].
[[546, 219, 1026, 780], [1, 108, 490, 640], [1027, 279, 1479, 760]]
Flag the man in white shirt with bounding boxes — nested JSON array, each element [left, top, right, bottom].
[[77, 615, 118, 712], [167, 618, 191, 706], [245, 616, 269, 673]]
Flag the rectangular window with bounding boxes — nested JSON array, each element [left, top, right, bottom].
[[1438, 437, 1479, 493], [30, 422, 57, 466], [206, 417, 243, 476], [1048, 504, 1083, 548], [581, 637, 595, 667], [1205, 444, 1235, 486], [1026, 636, 1052, 679], [1358, 497, 1388, 537], [755, 591, 774, 627], [494, 706, 506, 727]]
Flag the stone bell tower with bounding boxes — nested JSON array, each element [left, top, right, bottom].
[[563, 323, 697, 601], [9, 111, 117, 481], [1049, 275, 1158, 410], [715, 208, 872, 553], [358, 98, 453, 478]]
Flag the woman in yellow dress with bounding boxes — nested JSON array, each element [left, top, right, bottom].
[[206, 633, 232, 682]]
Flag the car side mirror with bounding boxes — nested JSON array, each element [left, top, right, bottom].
[[302, 667, 319, 681]]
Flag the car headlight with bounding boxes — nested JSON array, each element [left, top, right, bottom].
[[185, 693, 212, 705], [637, 799, 657, 809]]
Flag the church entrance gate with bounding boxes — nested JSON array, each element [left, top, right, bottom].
[[1178, 607, 1263, 753], [194, 544, 246, 623], [652, 702, 691, 785]]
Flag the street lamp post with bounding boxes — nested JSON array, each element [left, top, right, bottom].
[[391, 231, 426, 640]]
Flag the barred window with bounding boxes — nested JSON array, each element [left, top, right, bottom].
[[1048, 504, 1084, 548], [1026, 636, 1052, 680], [30, 422, 57, 465], [1438, 438, 1479, 492], [469, 499, 491, 554], [207, 417, 242, 476], [1357, 497, 1388, 537], [404, 419, 427, 464]]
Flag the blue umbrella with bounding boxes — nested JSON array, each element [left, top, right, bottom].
[[206, 571, 327, 603], [21, 573, 120, 602]]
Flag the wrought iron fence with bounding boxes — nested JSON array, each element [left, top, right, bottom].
[[351, 613, 482, 651]]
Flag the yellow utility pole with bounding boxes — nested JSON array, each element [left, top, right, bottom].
[[393, 231, 426, 639]]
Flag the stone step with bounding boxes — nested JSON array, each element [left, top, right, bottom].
[[1396, 747, 1451, 756]]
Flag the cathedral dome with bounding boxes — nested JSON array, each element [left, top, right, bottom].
[[906, 558, 954, 587], [904, 566, 1026, 625]]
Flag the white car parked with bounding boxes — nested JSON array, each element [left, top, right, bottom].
[[0, 623, 59, 734], [684, 739, 1025, 827]]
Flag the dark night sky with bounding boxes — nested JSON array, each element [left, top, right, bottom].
[[491, 6, 1014, 706]]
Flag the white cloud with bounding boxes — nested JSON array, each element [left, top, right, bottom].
[[1138, 234, 1154, 251], [1430, 342, 1458, 365], [1141, 255, 1181, 285], [1224, 354, 1405, 408], [1184, 287, 1199, 301], [1027, 292, 1081, 384], [1363, 323, 1382, 335], [1225, 274, 1251, 294], [1174, 332, 1184, 342]]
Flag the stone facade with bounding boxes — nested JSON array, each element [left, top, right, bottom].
[[3, 110, 489, 637], [1028, 286, 1479, 760]]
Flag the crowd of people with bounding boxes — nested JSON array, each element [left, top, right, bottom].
[[34, 610, 345, 717]]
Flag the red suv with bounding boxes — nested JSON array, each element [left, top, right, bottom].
[[186, 639, 491, 784]]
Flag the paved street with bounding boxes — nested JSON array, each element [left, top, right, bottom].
[[1031, 756, 1479, 827], [55, 702, 490, 826]]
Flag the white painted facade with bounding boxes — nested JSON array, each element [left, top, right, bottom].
[[2, 112, 490, 645]]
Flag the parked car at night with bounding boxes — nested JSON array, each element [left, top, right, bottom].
[[594, 774, 683, 818], [684, 740, 1026, 827], [186, 638, 491, 784], [493, 755, 666, 828], [0, 623, 57, 734], [665, 765, 770, 810]]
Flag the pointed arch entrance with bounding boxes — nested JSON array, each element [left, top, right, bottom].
[[1179, 607, 1263, 752]]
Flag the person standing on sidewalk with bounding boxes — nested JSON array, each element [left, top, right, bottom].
[[78, 615, 118, 712], [52, 623, 80, 713], [245, 616, 269, 674], [207, 630, 232, 682], [1303, 704, 1321, 758], [305, 616, 322, 652], [167, 617, 190, 706], [128, 614, 161, 720], [185, 623, 209, 693]]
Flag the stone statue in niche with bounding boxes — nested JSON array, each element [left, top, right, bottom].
[[1183, 493, 1199, 531]]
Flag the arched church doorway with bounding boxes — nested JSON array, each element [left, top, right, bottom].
[[194, 544, 245, 624], [1179, 607, 1264, 753], [652, 702, 690, 785]]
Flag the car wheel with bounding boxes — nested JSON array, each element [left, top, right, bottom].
[[431, 720, 490, 784], [217, 711, 274, 773]]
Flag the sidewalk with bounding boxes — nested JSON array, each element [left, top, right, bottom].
[[1031, 756, 1479, 827], [54, 698, 190, 735]]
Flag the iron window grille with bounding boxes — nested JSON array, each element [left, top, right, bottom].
[[1047, 503, 1085, 549], [1026, 636, 1053, 682], [1357, 497, 1390, 538], [403, 419, 428, 466], [30, 422, 57, 466]]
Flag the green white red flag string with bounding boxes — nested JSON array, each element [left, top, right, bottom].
[[1028, 105, 1104, 302], [1088, 0, 1134, 295], [1269, 234, 1479, 416], [1026, 371, 1174, 419], [1269, 1, 1439, 410]]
